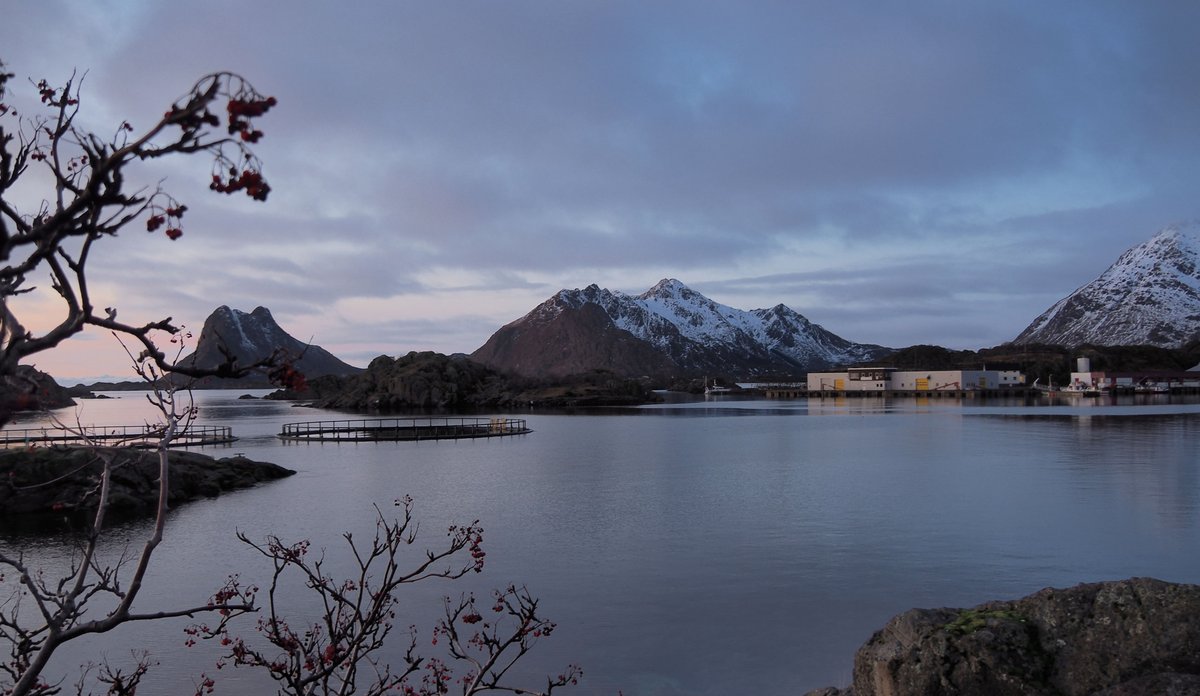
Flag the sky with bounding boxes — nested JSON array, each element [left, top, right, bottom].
[[4, 1, 1200, 383]]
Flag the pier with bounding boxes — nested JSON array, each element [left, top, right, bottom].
[[760, 385, 807, 399], [0, 424, 237, 448], [278, 417, 532, 442]]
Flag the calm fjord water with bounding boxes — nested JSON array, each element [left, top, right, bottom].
[[3, 392, 1199, 695]]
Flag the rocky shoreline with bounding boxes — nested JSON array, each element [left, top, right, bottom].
[[805, 577, 1200, 696], [0, 446, 294, 532]]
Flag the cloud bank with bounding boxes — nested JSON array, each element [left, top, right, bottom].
[[4, 1, 1199, 380]]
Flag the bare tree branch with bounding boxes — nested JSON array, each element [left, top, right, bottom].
[[188, 499, 578, 696], [1, 334, 257, 696], [0, 60, 281, 415]]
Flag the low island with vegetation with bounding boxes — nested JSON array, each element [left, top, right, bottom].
[[0, 446, 294, 532]]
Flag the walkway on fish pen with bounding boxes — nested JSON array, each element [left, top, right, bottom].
[[278, 417, 532, 443], [0, 424, 237, 448]]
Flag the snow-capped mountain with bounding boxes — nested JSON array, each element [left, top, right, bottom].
[[472, 279, 891, 378], [177, 306, 361, 381], [1014, 222, 1200, 348]]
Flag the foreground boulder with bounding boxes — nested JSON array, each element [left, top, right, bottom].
[[0, 446, 294, 531], [807, 577, 1200, 696]]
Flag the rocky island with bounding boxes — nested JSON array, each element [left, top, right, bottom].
[[0, 446, 294, 531], [270, 351, 658, 410]]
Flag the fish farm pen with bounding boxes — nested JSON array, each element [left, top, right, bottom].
[[0, 424, 236, 448], [278, 417, 532, 442]]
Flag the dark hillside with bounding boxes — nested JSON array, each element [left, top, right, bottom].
[[277, 351, 657, 411]]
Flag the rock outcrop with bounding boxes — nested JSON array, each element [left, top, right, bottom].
[[0, 365, 75, 417], [806, 577, 1200, 696], [175, 305, 361, 387], [306, 352, 514, 410], [0, 446, 295, 531]]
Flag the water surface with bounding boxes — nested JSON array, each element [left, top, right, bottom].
[[3, 392, 1198, 695]]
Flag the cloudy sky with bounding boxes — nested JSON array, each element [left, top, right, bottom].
[[4, 1, 1200, 382]]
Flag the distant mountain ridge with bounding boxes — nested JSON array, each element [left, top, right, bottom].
[[176, 306, 361, 384], [472, 279, 891, 378], [1014, 222, 1200, 348]]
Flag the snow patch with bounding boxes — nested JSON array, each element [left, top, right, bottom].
[[1015, 221, 1200, 347], [528, 278, 887, 369]]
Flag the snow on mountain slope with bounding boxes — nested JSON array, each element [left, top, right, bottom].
[[478, 279, 890, 376], [1014, 222, 1200, 347]]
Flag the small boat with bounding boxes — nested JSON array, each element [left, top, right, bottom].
[[1057, 383, 1105, 397], [704, 378, 733, 395], [1032, 378, 1103, 397]]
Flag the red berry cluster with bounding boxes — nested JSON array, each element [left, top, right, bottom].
[[449, 522, 487, 572], [146, 204, 188, 240], [469, 535, 486, 571], [36, 79, 78, 107], [321, 643, 338, 666], [210, 167, 270, 201], [227, 96, 276, 142], [268, 362, 307, 392]]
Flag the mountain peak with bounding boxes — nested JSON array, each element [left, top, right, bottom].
[[178, 305, 361, 382], [644, 278, 689, 296], [1014, 222, 1200, 347], [474, 280, 891, 377], [1157, 219, 1200, 237], [1124, 220, 1200, 260]]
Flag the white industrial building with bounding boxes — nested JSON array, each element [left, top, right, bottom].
[[807, 367, 1025, 394]]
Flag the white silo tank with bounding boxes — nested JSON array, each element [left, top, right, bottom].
[[1077, 357, 1091, 373]]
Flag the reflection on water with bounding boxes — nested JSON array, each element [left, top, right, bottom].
[[3, 392, 1199, 696]]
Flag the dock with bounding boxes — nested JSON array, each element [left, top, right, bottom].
[[804, 388, 1035, 398], [278, 417, 532, 442], [760, 385, 807, 399], [0, 424, 237, 448]]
